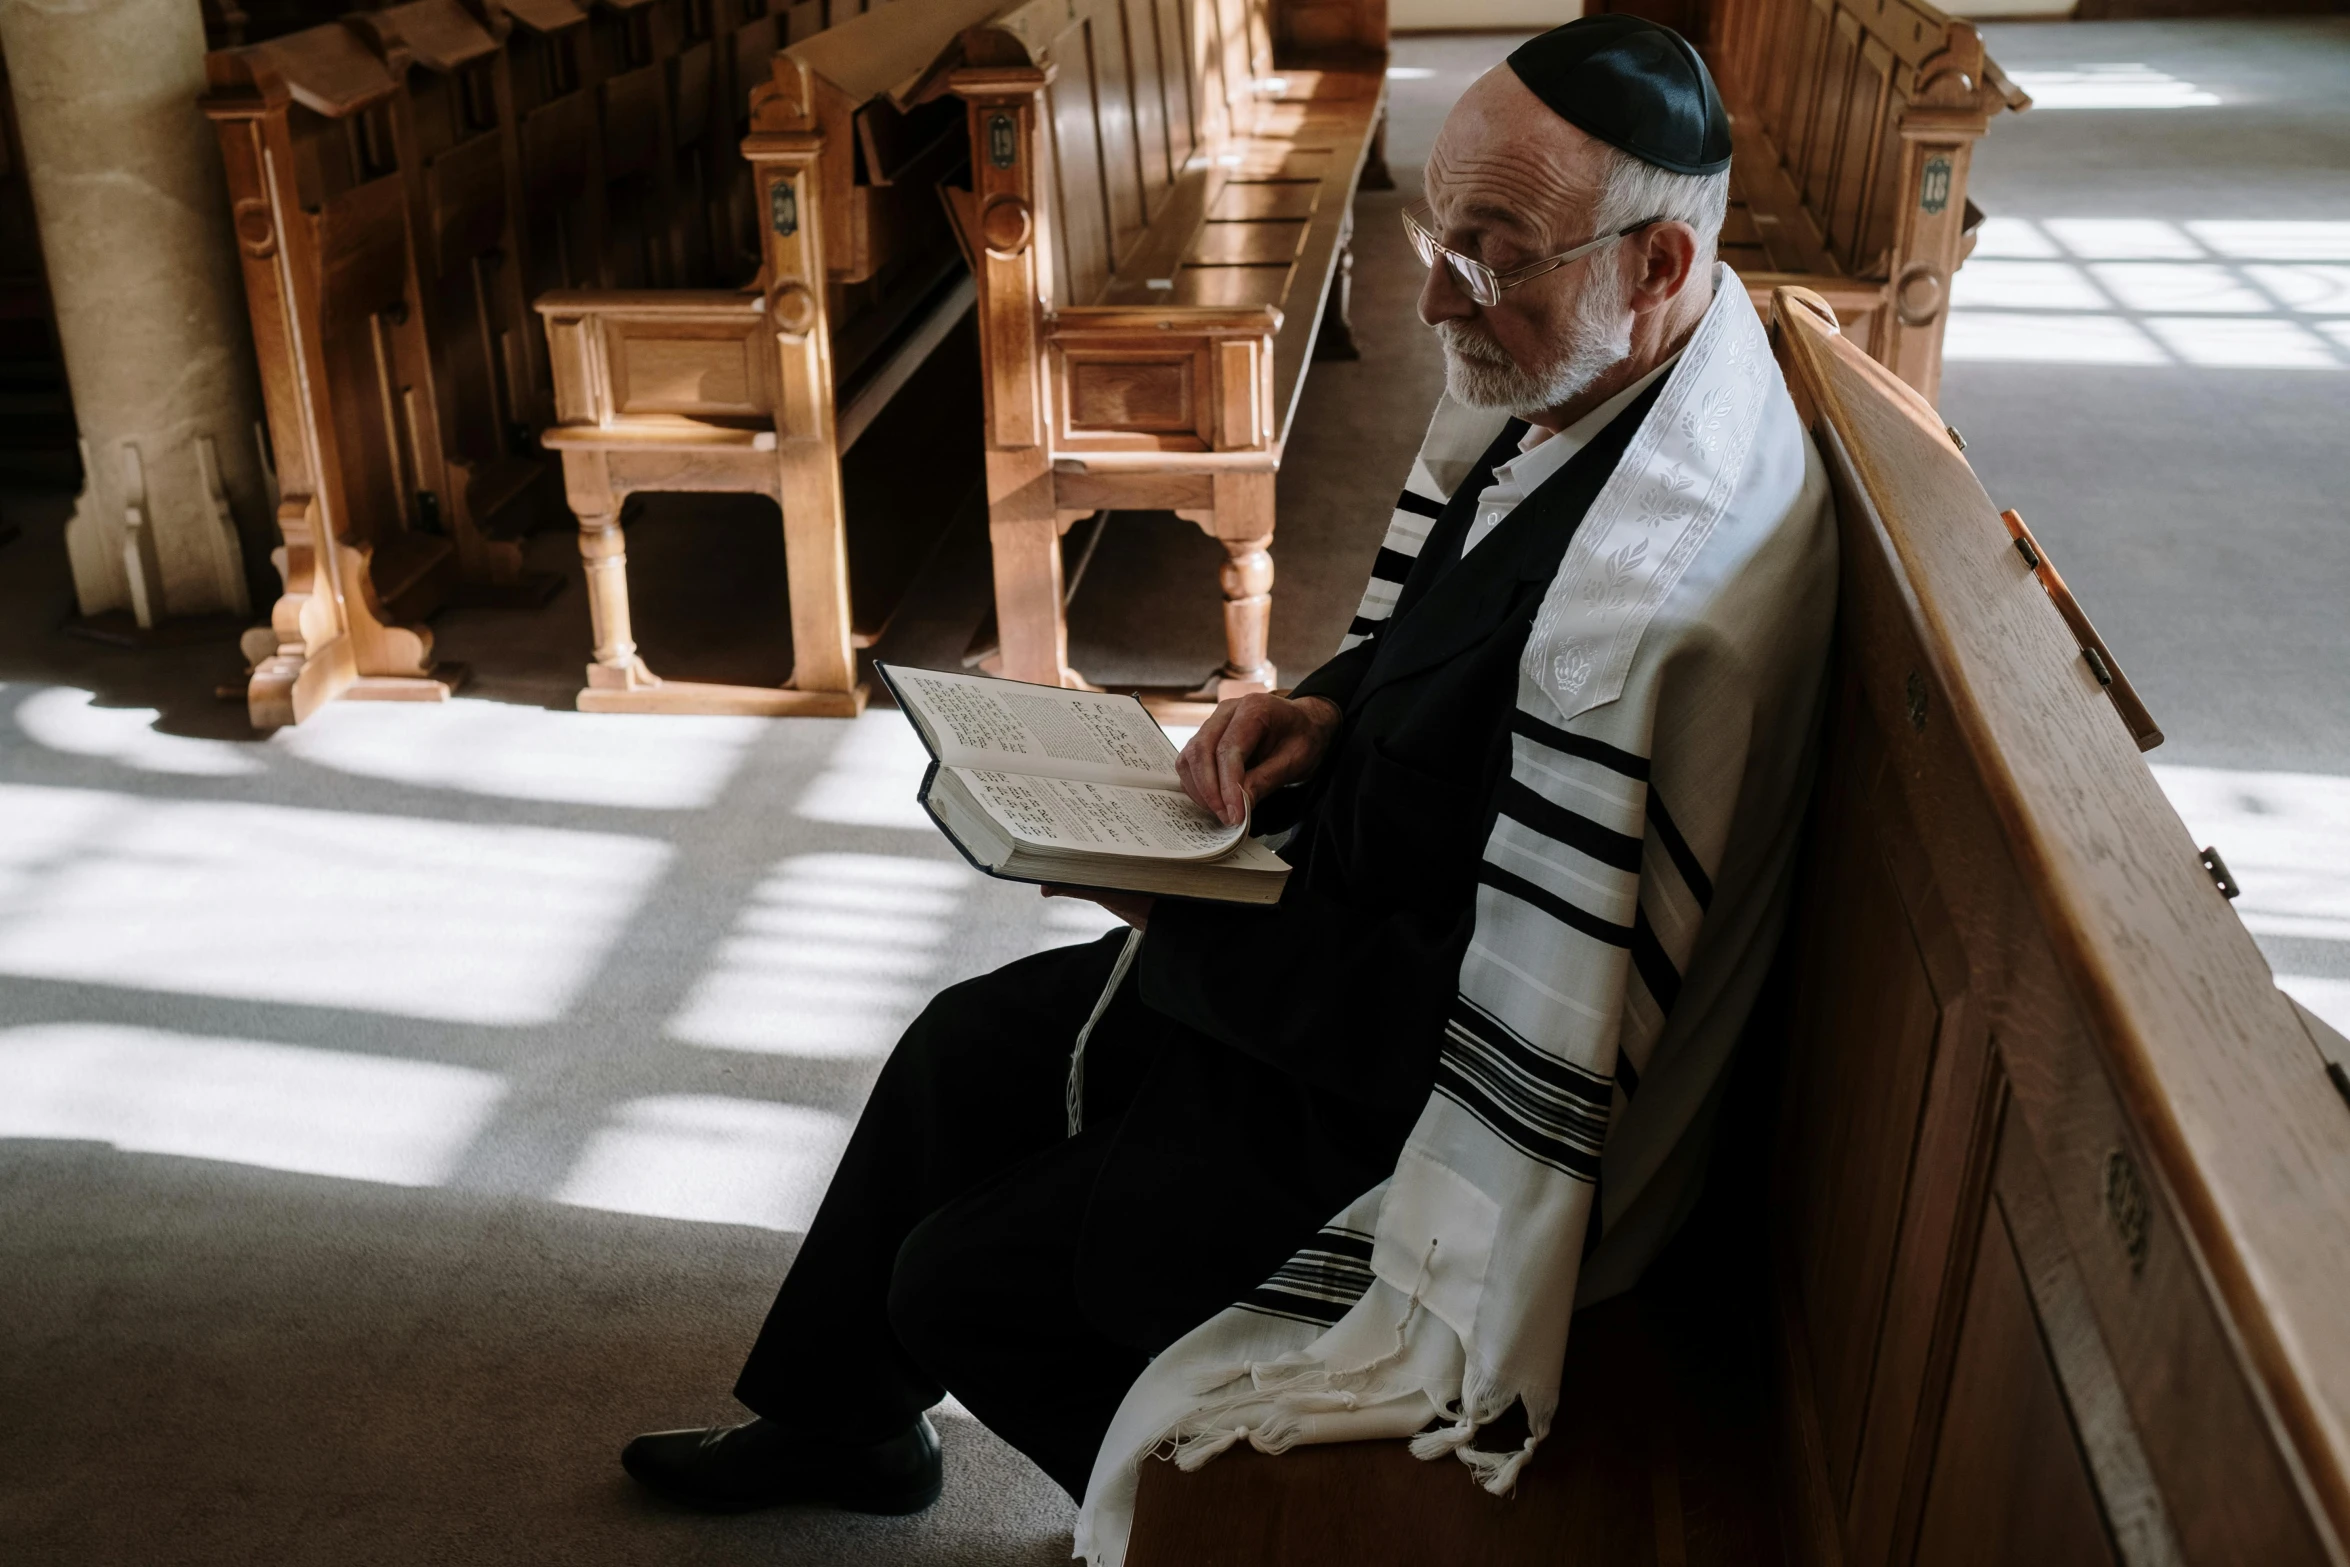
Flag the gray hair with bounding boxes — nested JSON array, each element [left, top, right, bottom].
[[1589, 147, 1730, 262]]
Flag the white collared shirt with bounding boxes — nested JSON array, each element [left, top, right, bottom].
[[1459, 354, 1681, 558]]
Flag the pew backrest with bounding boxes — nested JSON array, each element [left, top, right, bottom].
[[1705, 0, 2025, 399], [1767, 286, 2350, 1566]]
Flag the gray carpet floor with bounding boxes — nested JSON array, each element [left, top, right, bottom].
[[3, 20, 2345, 1566]]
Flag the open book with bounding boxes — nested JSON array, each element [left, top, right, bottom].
[[875, 663, 1290, 905]]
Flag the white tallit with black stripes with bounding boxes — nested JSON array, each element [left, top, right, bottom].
[[1073, 269, 1836, 1565]]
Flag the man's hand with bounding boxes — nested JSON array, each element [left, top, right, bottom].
[[1042, 885, 1155, 930], [1177, 693, 1343, 827]]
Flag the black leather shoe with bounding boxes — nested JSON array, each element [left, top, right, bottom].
[[620, 1413, 942, 1515]]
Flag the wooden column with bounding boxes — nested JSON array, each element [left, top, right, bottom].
[[1, 0, 268, 628]]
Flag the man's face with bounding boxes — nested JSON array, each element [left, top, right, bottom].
[[1419, 71, 1635, 413]]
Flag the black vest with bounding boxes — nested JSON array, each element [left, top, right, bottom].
[[1276, 375, 1669, 920]]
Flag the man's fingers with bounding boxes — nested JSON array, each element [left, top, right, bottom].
[[1215, 710, 1263, 825], [1179, 703, 1236, 813]]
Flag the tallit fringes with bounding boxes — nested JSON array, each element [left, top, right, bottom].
[[1169, 1426, 1249, 1470], [1408, 1418, 1479, 1461], [1066, 926, 1144, 1136], [1460, 1436, 1539, 1496]]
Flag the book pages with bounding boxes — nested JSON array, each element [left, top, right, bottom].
[[955, 770, 1245, 860], [889, 667, 1180, 788]]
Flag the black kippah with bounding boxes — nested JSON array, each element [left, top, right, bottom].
[[1505, 16, 1732, 178]]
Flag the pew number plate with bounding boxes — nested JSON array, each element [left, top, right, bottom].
[[771, 183, 798, 239], [1919, 154, 1953, 216]]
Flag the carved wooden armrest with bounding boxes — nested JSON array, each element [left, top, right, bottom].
[[1044, 305, 1282, 455], [535, 289, 778, 433]]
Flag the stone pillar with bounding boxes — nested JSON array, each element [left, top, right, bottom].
[[0, 0, 269, 626]]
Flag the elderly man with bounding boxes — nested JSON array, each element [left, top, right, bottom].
[[622, 17, 1833, 1549]]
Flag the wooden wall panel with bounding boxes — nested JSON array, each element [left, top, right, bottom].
[[1047, 20, 1113, 311], [1092, 5, 1148, 267], [1910, 1154, 2122, 1567], [1800, 12, 1857, 226], [1778, 716, 1949, 1514], [1123, 0, 1173, 217], [1157, 0, 1196, 166], [1765, 292, 2350, 1567]]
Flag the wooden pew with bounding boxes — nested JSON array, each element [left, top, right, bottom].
[[1699, 0, 2028, 401], [533, 0, 994, 715], [207, 22, 474, 723], [1122, 287, 2350, 1565], [208, 0, 891, 725], [944, 0, 1389, 708]]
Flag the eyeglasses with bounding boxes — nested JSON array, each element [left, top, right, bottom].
[[1402, 206, 1662, 307]]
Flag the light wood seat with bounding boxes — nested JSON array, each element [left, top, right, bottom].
[[943, 0, 1389, 710], [1121, 286, 2350, 1566], [1696, 0, 2028, 400], [533, 0, 1005, 716]]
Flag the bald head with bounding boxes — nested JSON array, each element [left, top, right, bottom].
[[1417, 66, 1719, 428], [1428, 67, 1614, 269]]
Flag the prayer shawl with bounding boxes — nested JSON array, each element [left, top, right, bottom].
[[1073, 269, 1836, 1565]]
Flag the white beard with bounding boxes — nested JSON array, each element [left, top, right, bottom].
[[1439, 265, 1634, 414]]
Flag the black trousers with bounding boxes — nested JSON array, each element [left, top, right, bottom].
[[733, 933, 1165, 1500]]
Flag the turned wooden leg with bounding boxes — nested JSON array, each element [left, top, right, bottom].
[[1216, 534, 1276, 695], [577, 506, 656, 694], [1179, 468, 1278, 700], [558, 453, 655, 696]]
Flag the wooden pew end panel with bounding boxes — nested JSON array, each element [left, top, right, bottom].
[[1047, 307, 1281, 456], [535, 289, 867, 718]]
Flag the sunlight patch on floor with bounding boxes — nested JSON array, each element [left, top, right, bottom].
[[555, 1094, 851, 1231], [0, 783, 670, 1026], [272, 700, 766, 810], [666, 852, 974, 1057], [795, 713, 938, 830], [0, 1023, 505, 1186], [1949, 217, 2350, 370], [12, 687, 264, 777], [2152, 764, 2350, 1037]]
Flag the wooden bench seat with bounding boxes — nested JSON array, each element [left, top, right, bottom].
[[944, 0, 1388, 708], [1121, 286, 2350, 1566], [533, 0, 1000, 715], [1696, 0, 2029, 400]]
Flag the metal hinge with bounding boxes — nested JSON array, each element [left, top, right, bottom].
[[2200, 845, 2240, 900], [2000, 509, 2164, 751]]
